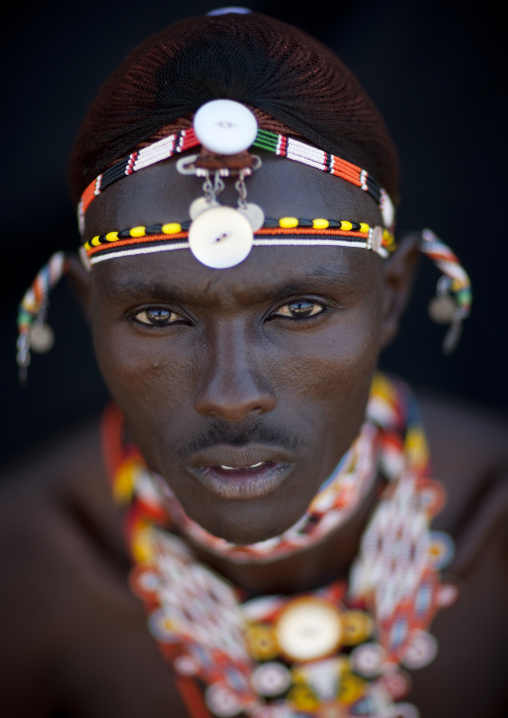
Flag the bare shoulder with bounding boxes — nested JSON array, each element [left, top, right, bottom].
[[0, 420, 129, 713], [0, 416, 127, 572], [416, 390, 508, 572], [0, 421, 183, 717], [0, 416, 129, 648]]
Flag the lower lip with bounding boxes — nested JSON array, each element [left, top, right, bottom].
[[188, 462, 294, 500]]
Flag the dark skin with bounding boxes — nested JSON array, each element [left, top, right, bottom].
[[1, 156, 507, 717]]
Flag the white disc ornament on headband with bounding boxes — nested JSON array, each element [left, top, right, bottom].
[[193, 100, 258, 155], [188, 206, 253, 268]]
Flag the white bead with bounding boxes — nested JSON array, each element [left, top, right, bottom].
[[188, 206, 253, 268], [251, 662, 291, 697], [193, 99, 258, 155], [381, 189, 395, 228]]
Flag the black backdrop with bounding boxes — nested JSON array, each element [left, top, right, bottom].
[[1, 0, 506, 465]]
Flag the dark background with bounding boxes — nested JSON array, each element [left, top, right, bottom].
[[1, 0, 506, 465]]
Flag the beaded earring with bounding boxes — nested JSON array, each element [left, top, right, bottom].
[[419, 229, 472, 354], [16, 252, 68, 384]]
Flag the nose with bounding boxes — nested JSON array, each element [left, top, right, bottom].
[[193, 320, 276, 421]]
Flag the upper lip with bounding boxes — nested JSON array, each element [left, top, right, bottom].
[[185, 444, 295, 470]]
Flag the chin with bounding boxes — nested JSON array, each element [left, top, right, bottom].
[[194, 496, 307, 546]]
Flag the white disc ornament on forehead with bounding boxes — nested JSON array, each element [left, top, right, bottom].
[[188, 205, 253, 268], [193, 99, 258, 155]]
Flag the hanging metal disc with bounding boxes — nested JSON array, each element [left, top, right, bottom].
[[29, 323, 55, 354], [237, 202, 265, 232]]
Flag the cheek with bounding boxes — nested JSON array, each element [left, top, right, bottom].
[[90, 304, 193, 419], [273, 299, 383, 400]]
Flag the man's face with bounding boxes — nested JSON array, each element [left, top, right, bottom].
[[86, 154, 389, 544]]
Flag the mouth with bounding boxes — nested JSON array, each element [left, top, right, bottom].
[[186, 446, 295, 500]]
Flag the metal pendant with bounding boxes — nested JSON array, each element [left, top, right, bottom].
[[189, 196, 219, 220], [428, 295, 456, 324], [29, 322, 55, 354], [237, 202, 265, 231]]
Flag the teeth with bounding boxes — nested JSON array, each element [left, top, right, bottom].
[[219, 462, 265, 470]]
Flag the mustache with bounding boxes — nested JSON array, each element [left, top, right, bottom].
[[175, 420, 303, 458]]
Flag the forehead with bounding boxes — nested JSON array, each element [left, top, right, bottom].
[[91, 244, 380, 310]]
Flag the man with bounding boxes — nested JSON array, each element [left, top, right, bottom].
[[1, 10, 507, 718]]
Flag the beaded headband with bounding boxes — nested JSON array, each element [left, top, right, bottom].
[[78, 127, 395, 234], [78, 100, 397, 271], [82, 218, 395, 266]]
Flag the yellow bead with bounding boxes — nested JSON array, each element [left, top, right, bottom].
[[130, 226, 146, 237], [113, 457, 138, 504], [383, 230, 394, 245], [341, 611, 373, 645], [105, 231, 119, 242], [312, 218, 329, 229], [132, 527, 154, 564], [162, 223, 182, 235], [84, 242, 91, 251], [338, 672, 366, 705], [91, 236, 101, 246], [245, 623, 279, 661], [279, 217, 299, 229], [340, 221, 353, 231], [287, 684, 319, 711], [359, 223, 370, 233]]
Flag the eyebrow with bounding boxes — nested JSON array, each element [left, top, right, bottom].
[[97, 264, 359, 305]]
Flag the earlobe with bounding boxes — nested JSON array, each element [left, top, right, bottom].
[[380, 232, 421, 347], [66, 252, 92, 322]]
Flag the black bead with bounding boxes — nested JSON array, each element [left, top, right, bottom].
[[145, 224, 163, 235]]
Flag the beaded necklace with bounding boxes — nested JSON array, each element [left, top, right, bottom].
[[105, 373, 458, 718]]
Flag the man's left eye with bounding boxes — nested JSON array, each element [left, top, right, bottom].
[[133, 308, 181, 325], [273, 300, 325, 319]]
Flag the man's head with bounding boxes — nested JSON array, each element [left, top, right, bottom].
[[68, 11, 417, 544]]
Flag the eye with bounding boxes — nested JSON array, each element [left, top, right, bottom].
[[132, 307, 183, 326], [272, 299, 326, 320]]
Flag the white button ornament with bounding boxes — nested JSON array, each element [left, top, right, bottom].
[[193, 99, 258, 155], [188, 205, 253, 268], [401, 629, 438, 670], [274, 597, 343, 662]]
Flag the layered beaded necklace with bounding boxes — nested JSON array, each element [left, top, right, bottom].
[[105, 373, 457, 718]]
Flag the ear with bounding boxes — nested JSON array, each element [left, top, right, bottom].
[[380, 232, 421, 348], [66, 252, 92, 322]]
